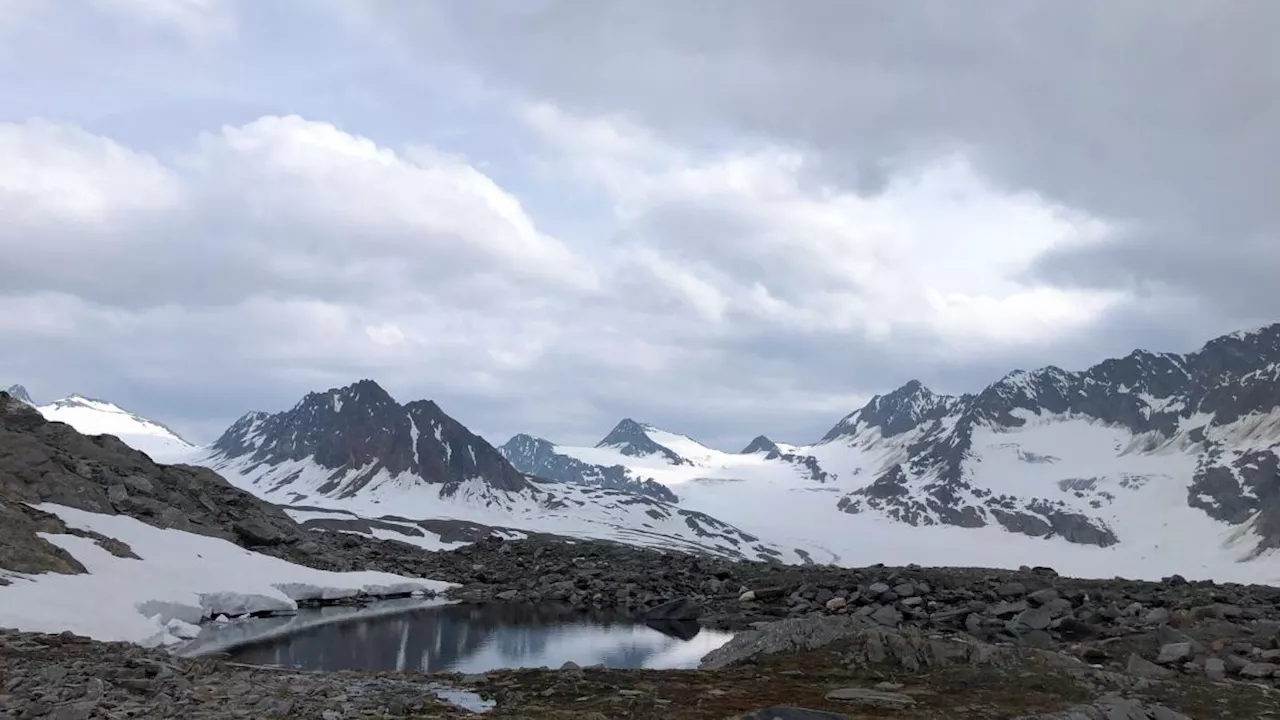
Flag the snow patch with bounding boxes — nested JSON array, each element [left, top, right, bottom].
[[0, 504, 453, 647], [36, 395, 195, 461]]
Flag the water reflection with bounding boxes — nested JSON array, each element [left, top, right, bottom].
[[218, 602, 732, 673]]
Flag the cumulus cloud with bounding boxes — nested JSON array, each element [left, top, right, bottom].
[[3, 115, 593, 308], [361, 0, 1280, 344], [524, 102, 1123, 348]]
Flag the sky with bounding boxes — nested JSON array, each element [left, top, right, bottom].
[[1, 0, 1277, 449]]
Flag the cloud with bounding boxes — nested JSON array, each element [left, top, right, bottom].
[[361, 0, 1280, 340], [2, 115, 593, 309], [2, 1, 1276, 452], [524, 102, 1123, 348]]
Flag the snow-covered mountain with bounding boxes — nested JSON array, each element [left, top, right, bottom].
[[817, 326, 1280, 559], [8, 387, 196, 460], [501, 324, 1280, 584], [196, 380, 787, 562]]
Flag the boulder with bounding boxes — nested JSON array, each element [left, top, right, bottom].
[[643, 597, 702, 621]]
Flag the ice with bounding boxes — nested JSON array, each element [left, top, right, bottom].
[[164, 618, 202, 640], [199, 591, 296, 617]]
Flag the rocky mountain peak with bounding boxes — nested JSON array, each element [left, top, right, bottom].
[[500, 433, 556, 467], [740, 435, 780, 454], [595, 418, 691, 466], [291, 378, 398, 418], [210, 380, 528, 498], [823, 379, 955, 441], [4, 385, 33, 406]]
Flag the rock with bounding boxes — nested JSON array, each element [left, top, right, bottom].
[[643, 597, 702, 621], [1042, 598, 1074, 617], [231, 518, 287, 546], [1205, 657, 1226, 680], [989, 600, 1029, 617], [106, 484, 129, 505], [1010, 607, 1053, 632], [1224, 655, 1251, 674], [1156, 642, 1194, 665], [997, 581, 1027, 597], [1144, 608, 1172, 625], [825, 597, 847, 612], [870, 605, 903, 627], [867, 582, 891, 596], [1027, 588, 1060, 605], [824, 688, 916, 709], [739, 708, 850, 720], [739, 590, 757, 603], [1126, 653, 1175, 679], [1239, 662, 1278, 678], [1052, 617, 1097, 641], [892, 582, 915, 597]]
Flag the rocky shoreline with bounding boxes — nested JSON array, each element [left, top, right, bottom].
[[5, 577, 1280, 719], [7, 534, 1280, 718], [425, 536, 1280, 684]]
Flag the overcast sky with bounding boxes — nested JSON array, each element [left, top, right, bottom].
[[2, 0, 1277, 449]]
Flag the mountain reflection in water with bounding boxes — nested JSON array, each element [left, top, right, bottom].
[[223, 602, 732, 673]]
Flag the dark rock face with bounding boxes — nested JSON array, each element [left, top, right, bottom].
[[741, 435, 780, 454], [210, 379, 528, 498], [823, 380, 958, 442], [4, 384, 33, 405], [823, 324, 1280, 551], [500, 433, 678, 502], [595, 418, 692, 466]]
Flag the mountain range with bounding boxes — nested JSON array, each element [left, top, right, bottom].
[[11, 322, 1280, 583]]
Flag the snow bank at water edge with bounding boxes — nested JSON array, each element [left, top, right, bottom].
[[0, 504, 454, 647]]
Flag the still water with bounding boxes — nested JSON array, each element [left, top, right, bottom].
[[196, 601, 732, 673]]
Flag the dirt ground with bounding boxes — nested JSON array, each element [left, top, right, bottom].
[[458, 642, 1280, 719]]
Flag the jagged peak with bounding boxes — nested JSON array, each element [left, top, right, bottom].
[[884, 378, 931, 398], [5, 384, 34, 405], [596, 418, 653, 446], [503, 432, 552, 447], [294, 379, 398, 413], [1197, 322, 1280, 355], [740, 435, 779, 454], [610, 417, 650, 432], [987, 365, 1073, 395], [823, 380, 957, 442], [1219, 322, 1280, 343], [865, 379, 952, 412]]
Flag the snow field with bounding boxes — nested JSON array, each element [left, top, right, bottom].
[[0, 504, 453, 647]]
